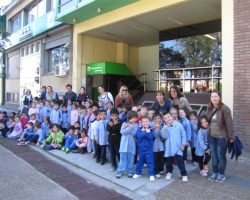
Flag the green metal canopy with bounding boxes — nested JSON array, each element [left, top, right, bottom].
[[55, 0, 139, 24], [86, 62, 133, 76]]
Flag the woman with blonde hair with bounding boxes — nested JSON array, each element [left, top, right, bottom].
[[115, 86, 134, 108]]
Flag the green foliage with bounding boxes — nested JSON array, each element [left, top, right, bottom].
[[160, 33, 222, 68], [0, 16, 10, 52]]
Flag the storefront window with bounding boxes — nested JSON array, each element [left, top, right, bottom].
[[47, 45, 69, 73], [9, 12, 22, 33]]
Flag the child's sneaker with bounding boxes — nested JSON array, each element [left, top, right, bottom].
[[65, 148, 70, 153], [159, 171, 165, 175], [182, 176, 188, 182], [24, 141, 30, 145], [116, 173, 122, 179], [208, 173, 218, 182], [127, 173, 133, 178], [17, 141, 25, 146], [155, 174, 161, 178], [200, 170, 208, 177], [150, 176, 155, 182], [165, 173, 172, 180], [110, 168, 116, 171], [61, 147, 66, 151], [215, 174, 225, 183], [132, 174, 141, 179]]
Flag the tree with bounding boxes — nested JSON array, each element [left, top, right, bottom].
[[176, 33, 221, 67], [159, 44, 185, 69], [0, 16, 10, 53]]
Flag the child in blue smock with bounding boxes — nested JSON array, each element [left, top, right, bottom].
[[116, 111, 138, 179], [62, 126, 76, 153], [133, 116, 155, 181], [196, 115, 211, 177], [179, 109, 192, 161], [61, 105, 70, 133], [161, 113, 188, 182], [189, 111, 199, 165]]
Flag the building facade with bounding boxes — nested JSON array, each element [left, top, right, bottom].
[[2, 0, 249, 150], [2, 0, 72, 108]]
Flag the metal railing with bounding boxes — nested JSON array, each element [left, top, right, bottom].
[[127, 73, 147, 93], [153, 66, 222, 92]]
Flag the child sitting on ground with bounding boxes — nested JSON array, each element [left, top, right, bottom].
[[73, 129, 88, 154], [0, 120, 9, 137], [133, 116, 155, 181], [8, 116, 23, 140], [42, 124, 64, 150], [62, 126, 76, 153], [17, 122, 34, 145]]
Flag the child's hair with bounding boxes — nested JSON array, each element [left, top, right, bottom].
[[153, 113, 162, 119], [110, 108, 119, 115], [198, 115, 208, 129], [81, 128, 87, 136], [75, 121, 80, 126], [92, 110, 99, 117], [75, 127, 80, 132], [34, 121, 41, 129], [127, 110, 138, 121], [27, 121, 34, 128], [30, 114, 36, 118], [106, 101, 114, 106], [69, 125, 75, 131], [49, 124, 54, 129], [44, 117, 51, 124], [52, 124, 59, 129], [141, 116, 150, 121], [189, 111, 198, 117], [21, 112, 27, 116], [99, 109, 106, 114]]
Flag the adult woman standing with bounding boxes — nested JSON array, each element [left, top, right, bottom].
[[22, 89, 33, 114], [97, 85, 114, 109], [115, 86, 134, 108], [77, 86, 89, 105], [151, 91, 171, 115], [168, 85, 192, 115], [46, 86, 58, 101], [207, 90, 234, 183]]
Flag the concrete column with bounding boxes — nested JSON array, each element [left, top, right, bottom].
[[221, 0, 234, 111], [72, 30, 82, 92], [116, 42, 128, 65]]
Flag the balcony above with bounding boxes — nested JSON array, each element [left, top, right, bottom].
[[55, 0, 139, 24]]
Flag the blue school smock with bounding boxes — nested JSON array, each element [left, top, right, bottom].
[[161, 121, 187, 157], [95, 119, 109, 145], [153, 126, 164, 152], [61, 111, 70, 129], [41, 122, 50, 138], [195, 128, 208, 156], [36, 128, 45, 143], [191, 120, 198, 148], [50, 108, 62, 125], [119, 122, 138, 155], [79, 114, 87, 131], [180, 117, 192, 142]]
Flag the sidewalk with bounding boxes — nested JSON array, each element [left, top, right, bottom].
[[156, 152, 250, 200], [1, 137, 250, 200]]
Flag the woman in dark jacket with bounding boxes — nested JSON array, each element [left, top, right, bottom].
[[207, 90, 234, 183], [77, 87, 89, 105], [115, 86, 134, 108], [151, 91, 172, 116]]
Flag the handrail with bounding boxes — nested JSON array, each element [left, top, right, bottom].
[[153, 66, 221, 72], [127, 73, 147, 93]]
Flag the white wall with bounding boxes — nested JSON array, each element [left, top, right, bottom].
[[222, 0, 234, 111], [139, 45, 159, 91]]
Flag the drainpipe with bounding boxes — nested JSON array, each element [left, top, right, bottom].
[[0, 52, 5, 105]]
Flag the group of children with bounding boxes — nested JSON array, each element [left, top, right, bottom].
[[0, 96, 211, 183]]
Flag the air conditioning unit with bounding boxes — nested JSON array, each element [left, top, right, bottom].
[[54, 63, 68, 77]]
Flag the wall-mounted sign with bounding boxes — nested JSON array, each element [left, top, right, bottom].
[[19, 25, 33, 41]]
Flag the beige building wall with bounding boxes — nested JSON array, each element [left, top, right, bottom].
[[139, 45, 158, 91], [40, 74, 72, 95], [222, 0, 234, 111], [72, 34, 139, 90], [5, 79, 20, 101]]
